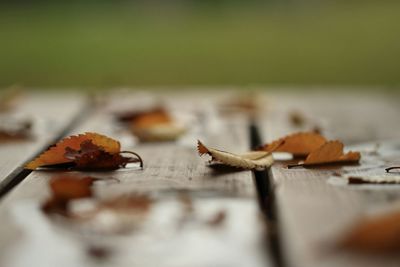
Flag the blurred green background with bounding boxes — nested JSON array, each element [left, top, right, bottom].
[[0, 1, 399, 89]]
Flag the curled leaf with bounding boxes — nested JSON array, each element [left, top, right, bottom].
[[288, 141, 360, 168], [197, 141, 273, 171], [26, 132, 143, 170], [339, 210, 400, 253], [258, 132, 327, 157], [346, 175, 400, 184]]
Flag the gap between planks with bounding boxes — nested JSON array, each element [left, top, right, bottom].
[[0, 96, 91, 199], [250, 121, 286, 267]]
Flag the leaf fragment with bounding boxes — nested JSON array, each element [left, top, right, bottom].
[[258, 132, 327, 157], [339, 210, 400, 253], [288, 141, 360, 168], [197, 140, 273, 170]]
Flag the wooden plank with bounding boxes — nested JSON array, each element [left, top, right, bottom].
[[0, 91, 271, 267], [260, 92, 400, 267], [0, 92, 86, 186]]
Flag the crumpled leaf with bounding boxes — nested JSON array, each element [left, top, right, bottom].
[[339, 210, 400, 253], [42, 175, 96, 215], [26, 132, 143, 170], [258, 132, 327, 157], [288, 141, 360, 168], [197, 140, 273, 170]]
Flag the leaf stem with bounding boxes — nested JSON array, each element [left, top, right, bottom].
[[386, 167, 400, 173], [120, 151, 144, 168]]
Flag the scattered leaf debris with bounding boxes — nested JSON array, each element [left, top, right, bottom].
[[42, 175, 96, 216], [289, 110, 306, 127], [207, 210, 227, 227], [338, 210, 400, 253], [0, 119, 32, 143], [99, 195, 153, 214], [288, 141, 360, 168], [26, 132, 143, 170], [198, 140, 273, 170], [87, 245, 112, 261], [258, 132, 327, 157], [219, 93, 261, 115]]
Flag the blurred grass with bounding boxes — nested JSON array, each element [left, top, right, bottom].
[[0, 2, 399, 89]]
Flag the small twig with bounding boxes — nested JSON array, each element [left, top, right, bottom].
[[120, 151, 144, 168], [386, 167, 400, 173]]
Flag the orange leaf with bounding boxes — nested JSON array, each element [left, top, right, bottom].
[[259, 132, 327, 157], [288, 140, 360, 168], [339, 211, 400, 253], [132, 109, 172, 129], [129, 108, 185, 142], [26, 132, 121, 170]]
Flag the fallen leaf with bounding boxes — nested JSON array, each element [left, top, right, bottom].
[[339, 210, 400, 253], [258, 132, 327, 157], [197, 140, 273, 170], [132, 123, 186, 142], [288, 141, 360, 168], [130, 109, 186, 142], [26, 132, 143, 170], [42, 175, 96, 215], [346, 175, 400, 184], [117, 107, 186, 142]]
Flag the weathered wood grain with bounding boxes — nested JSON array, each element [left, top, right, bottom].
[[260, 92, 400, 267], [0, 91, 271, 267]]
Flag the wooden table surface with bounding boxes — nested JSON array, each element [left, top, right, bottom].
[[0, 90, 399, 267]]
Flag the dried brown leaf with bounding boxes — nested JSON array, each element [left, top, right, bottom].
[[258, 132, 327, 157], [288, 141, 360, 168]]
